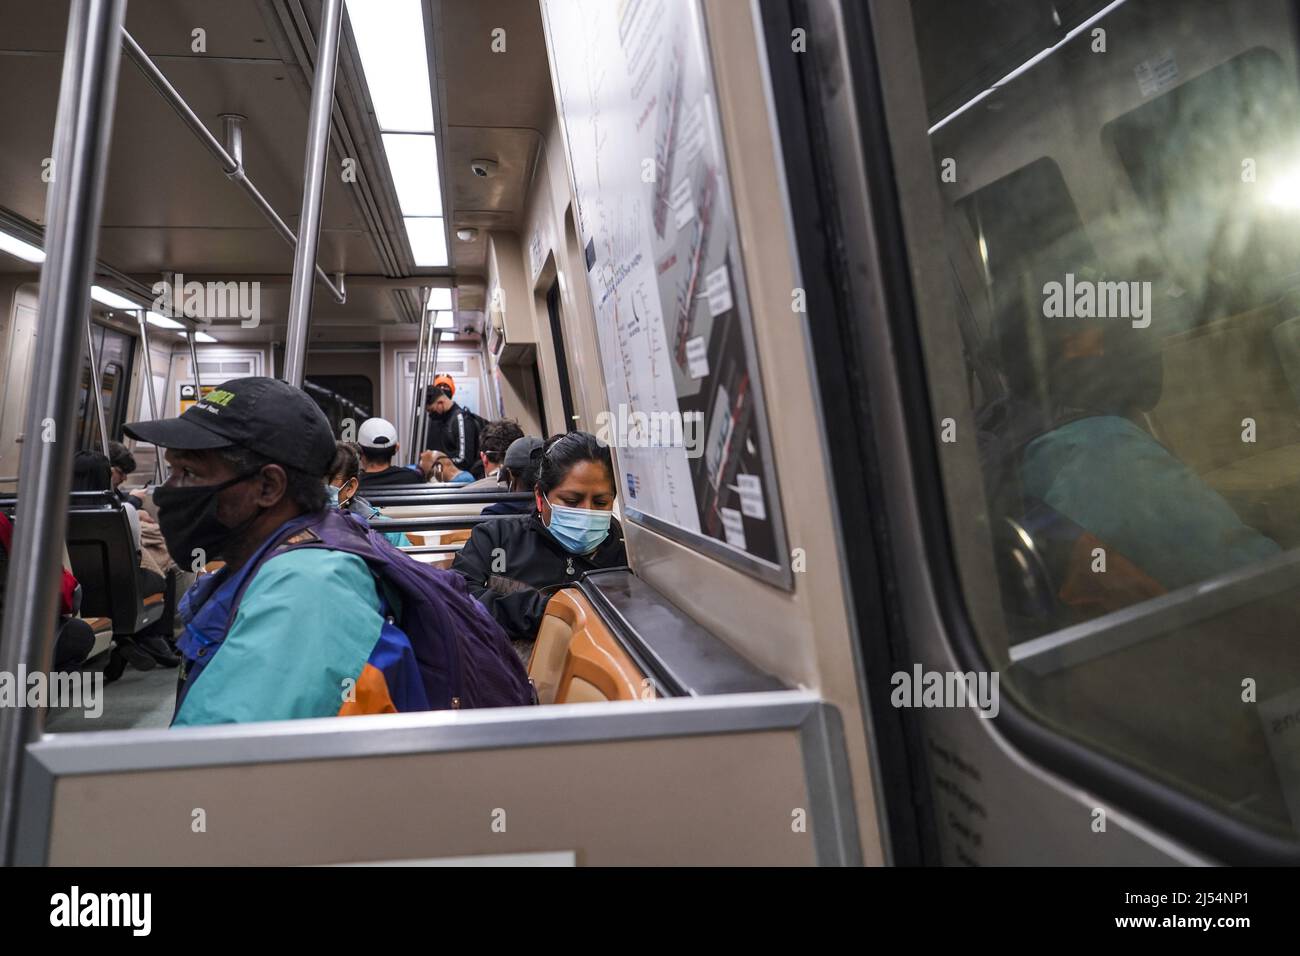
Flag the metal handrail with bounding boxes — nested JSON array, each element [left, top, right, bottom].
[[119, 28, 346, 306], [282, 0, 345, 386]]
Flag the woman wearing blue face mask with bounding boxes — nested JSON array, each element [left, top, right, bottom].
[[325, 441, 412, 548], [450, 431, 626, 656]]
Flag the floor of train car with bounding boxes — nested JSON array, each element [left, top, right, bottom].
[[46, 652, 176, 732]]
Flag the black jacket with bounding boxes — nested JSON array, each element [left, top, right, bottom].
[[424, 403, 481, 473], [358, 465, 425, 493], [450, 512, 626, 642]]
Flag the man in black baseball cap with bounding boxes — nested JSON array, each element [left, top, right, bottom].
[[124, 376, 336, 573]]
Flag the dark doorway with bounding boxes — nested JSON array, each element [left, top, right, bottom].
[[546, 281, 578, 432]]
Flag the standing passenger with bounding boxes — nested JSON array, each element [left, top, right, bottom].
[[422, 374, 483, 477]]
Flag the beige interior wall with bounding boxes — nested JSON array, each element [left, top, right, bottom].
[[46, 728, 816, 866], [485, 234, 544, 432], [519, 114, 610, 437], [0, 280, 37, 482], [529, 1, 884, 862]]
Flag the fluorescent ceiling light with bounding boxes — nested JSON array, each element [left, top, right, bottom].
[[383, 134, 442, 216], [440, 332, 456, 341], [405, 217, 447, 267], [346, 0, 434, 133], [180, 330, 218, 344], [0, 232, 44, 263], [426, 288, 453, 311], [433, 310, 453, 329], [928, 0, 1131, 135], [146, 311, 185, 330], [91, 285, 139, 311]]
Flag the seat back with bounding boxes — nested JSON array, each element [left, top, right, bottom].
[[65, 503, 160, 635], [531, 589, 648, 704]]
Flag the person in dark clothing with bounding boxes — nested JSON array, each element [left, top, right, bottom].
[[482, 435, 543, 516], [355, 417, 427, 493], [107, 440, 144, 510], [423, 375, 483, 477], [451, 432, 626, 653], [71, 450, 178, 670]]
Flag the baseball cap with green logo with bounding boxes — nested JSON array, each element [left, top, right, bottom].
[[124, 376, 335, 475]]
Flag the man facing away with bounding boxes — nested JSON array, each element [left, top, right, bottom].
[[355, 416, 428, 493], [124, 376, 525, 725]]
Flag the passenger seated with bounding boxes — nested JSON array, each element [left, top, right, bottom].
[[355, 417, 428, 492], [451, 432, 626, 655], [106, 440, 145, 510], [0, 512, 94, 670], [482, 436, 543, 516], [325, 440, 411, 547], [71, 450, 179, 670], [428, 450, 475, 484], [1001, 307, 1281, 597], [434, 418, 525, 490], [123, 376, 529, 725]]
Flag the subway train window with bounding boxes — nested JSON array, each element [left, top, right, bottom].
[[75, 322, 133, 448], [904, 0, 1300, 838]]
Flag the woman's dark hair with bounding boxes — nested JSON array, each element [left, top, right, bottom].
[[327, 441, 361, 484], [71, 450, 113, 492], [107, 440, 136, 476], [533, 431, 615, 499]]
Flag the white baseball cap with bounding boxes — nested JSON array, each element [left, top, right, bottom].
[[357, 417, 399, 451]]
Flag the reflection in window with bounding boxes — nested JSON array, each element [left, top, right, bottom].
[[902, 0, 1300, 840]]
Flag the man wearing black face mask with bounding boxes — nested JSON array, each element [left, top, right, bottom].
[[123, 377, 398, 724]]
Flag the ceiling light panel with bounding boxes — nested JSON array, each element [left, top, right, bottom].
[[405, 218, 447, 267], [91, 285, 139, 311], [0, 232, 44, 263], [382, 133, 442, 216], [346, 0, 435, 133]]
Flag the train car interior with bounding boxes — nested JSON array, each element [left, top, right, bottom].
[[0, 0, 1298, 868]]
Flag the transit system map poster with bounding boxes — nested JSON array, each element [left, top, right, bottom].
[[542, 0, 789, 585]]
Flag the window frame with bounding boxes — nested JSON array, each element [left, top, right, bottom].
[[769, 0, 1300, 864]]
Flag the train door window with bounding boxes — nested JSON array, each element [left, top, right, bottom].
[[546, 280, 577, 431], [76, 322, 134, 449], [304, 375, 374, 437], [885, 0, 1300, 841]]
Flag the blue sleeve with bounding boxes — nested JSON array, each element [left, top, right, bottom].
[[173, 550, 386, 725], [1021, 416, 1280, 590], [367, 508, 412, 548]]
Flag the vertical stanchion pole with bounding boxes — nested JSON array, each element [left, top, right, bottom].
[[0, 0, 128, 866], [417, 317, 441, 461], [85, 313, 110, 455], [281, 0, 344, 388], [187, 328, 202, 394], [408, 287, 431, 464], [135, 310, 163, 483]]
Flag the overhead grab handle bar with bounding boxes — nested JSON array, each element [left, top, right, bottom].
[[120, 29, 346, 306]]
